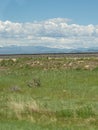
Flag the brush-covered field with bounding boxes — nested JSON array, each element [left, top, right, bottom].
[[0, 55, 98, 130]]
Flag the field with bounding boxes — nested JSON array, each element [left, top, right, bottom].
[[0, 54, 98, 130]]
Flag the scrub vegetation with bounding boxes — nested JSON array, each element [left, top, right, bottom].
[[0, 55, 98, 130]]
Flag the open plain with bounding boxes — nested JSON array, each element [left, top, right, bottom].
[[0, 53, 98, 130]]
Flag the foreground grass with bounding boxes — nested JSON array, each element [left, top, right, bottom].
[[0, 56, 98, 130]]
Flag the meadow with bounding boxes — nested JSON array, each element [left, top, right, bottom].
[[0, 55, 98, 130]]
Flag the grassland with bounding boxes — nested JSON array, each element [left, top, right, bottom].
[[0, 55, 98, 130]]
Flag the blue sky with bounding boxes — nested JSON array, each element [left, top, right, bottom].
[[0, 0, 98, 49], [0, 0, 98, 24]]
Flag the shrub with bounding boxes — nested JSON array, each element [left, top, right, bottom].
[[27, 78, 41, 88], [0, 59, 14, 67]]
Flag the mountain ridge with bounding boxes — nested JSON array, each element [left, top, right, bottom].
[[0, 45, 98, 54]]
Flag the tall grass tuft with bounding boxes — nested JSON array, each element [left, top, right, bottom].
[[76, 105, 95, 118], [56, 109, 74, 118]]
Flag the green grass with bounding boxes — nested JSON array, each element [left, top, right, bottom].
[[0, 57, 98, 129]]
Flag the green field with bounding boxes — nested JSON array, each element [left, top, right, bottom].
[[0, 56, 98, 130]]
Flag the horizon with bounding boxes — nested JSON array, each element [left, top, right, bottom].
[[1, 45, 98, 55]]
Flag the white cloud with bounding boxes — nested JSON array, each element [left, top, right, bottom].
[[0, 18, 98, 48]]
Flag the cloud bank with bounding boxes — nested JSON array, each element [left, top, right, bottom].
[[0, 18, 98, 49]]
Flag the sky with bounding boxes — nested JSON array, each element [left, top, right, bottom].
[[0, 0, 98, 49]]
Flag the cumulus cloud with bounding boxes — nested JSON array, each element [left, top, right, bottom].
[[0, 18, 98, 48]]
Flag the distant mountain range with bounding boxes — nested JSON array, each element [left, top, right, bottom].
[[0, 45, 98, 54]]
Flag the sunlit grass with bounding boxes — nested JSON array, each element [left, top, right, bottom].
[[0, 56, 98, 129]]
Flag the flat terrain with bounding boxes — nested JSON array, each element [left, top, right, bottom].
[[1, 52, 98, 58], [0, 54, 98, 130]]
